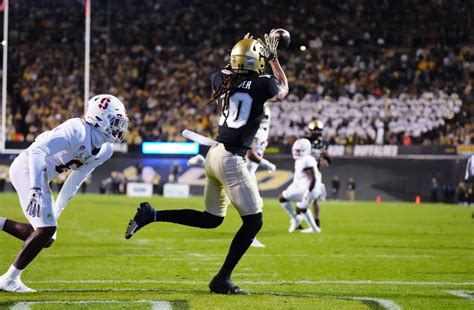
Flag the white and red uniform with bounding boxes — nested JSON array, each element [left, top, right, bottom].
[[246, 121, 270, 175], [282, 154, 318, 203], [9, 118, 113, 228]]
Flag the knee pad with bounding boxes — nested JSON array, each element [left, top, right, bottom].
[[203, 212, 224, 228], [242, 213, 263, 235]]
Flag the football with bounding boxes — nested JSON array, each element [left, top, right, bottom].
[[270, 28, 291, 48]]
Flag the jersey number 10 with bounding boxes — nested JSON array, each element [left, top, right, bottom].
[[219, 92, 253, 129]]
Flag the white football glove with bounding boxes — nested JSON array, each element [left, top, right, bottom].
[[26, 188, 43, 218], [296, 188, 317, 210], [257, 33, 279, 61], [259, 158, 276, 173], [187, 154, 206, 167]]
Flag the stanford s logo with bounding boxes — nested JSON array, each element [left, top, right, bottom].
[[98, 97, 110, 110]]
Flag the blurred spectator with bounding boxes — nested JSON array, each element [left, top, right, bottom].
[[442, 182, 456, 204], [99, 171, 125, 194], [346, 177, 356, 201], [331, 175, 340, 199], [430, 177, 439, 202], [168, 163, 182, 183], [0, 166, 8, 192], [456, 181, 467, 205], [80, 174, 92, 194]]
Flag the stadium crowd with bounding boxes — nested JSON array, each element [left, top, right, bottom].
[[2, 0, 473, 146]]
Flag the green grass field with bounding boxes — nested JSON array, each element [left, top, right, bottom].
[[0, 193, 473, 309]]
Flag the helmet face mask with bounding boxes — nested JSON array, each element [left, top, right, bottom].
[[86, 94, 129, 143], [230, 39, 266, 75], [292, 138, 311, 160]]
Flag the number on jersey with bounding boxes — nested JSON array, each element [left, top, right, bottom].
[[219, 92, 253, 129]]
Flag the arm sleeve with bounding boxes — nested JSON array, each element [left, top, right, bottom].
[[261, 75, 279, 101], [54, 146, 112, 217], [28, 126, 77, 189]]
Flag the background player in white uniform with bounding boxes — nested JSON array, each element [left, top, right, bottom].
[[245, 106, 276, 248], [307, 120, 329, 228], [278, 138, 321, 233], [246, 106, 276, 176], [0, 94, 128, 292]]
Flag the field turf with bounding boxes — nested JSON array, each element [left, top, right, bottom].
[[0, 193, 473, 309]]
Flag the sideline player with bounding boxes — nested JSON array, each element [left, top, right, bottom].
[[278, 138, 321, 233], [125, 33, 288, 295], [307, 120, 330, 228], [0, 95, 128, 292]]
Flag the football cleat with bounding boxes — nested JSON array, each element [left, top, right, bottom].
[[289, 217, 303, 233], [300, 227, 322, 233], [0, 276, 36, 293], [250, 238, 266, 248], [124, 202, 156, 239], [209, 276, 250, 295]]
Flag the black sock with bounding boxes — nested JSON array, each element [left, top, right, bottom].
[[217, 213, 263, 279], [156, 210, 223, 229], [316, 219, 320, 227]]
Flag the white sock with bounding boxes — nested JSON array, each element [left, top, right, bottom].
[[280, 201, 296, 219], [303, 209, 320, 231], [0, 217, 6, 231], [4, 265, 23, 279]]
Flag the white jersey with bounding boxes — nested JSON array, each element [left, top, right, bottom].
[[28, 118, 113, 183], [292, 154, 318, 186], [246, 121, 270, 174], [12, 118, 113, 226]]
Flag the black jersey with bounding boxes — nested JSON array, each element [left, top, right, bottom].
[[212, 71, 278, 156]]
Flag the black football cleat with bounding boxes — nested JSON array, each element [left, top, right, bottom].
[[209, 276, 250, 295], [125, 202, 156, 239]]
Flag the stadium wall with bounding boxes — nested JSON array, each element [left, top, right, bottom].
[[0, 155, 467, 202]]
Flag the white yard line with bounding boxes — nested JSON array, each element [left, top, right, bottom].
[[28, 279, 474, 286], [446, 290, 474, 300], [8, 300, 172, 310], [4, 293, 402, 310]]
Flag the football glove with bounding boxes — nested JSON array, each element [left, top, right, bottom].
[[259, 158, 276, 173], [187, 154, 206, 167], [26, 188, 42, 217], [243, 32, 254, 40], [258, 33, 279, 61]]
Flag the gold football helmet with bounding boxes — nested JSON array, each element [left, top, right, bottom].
[[230, 38, 266, 74], [308, 119, 324, 132]]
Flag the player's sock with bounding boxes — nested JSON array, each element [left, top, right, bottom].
[[302, 209, 321, 232], [280, 201, 296, 219], [216, 213, 262, 279], [315, 219, 320, 227], [157, 210, 224, 229], [3, 265, 23, 279], [0, 218, 5, 231]]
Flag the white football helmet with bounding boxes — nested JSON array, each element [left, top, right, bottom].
[[85, 94, 129, 143], [292, 138, 311, 160]]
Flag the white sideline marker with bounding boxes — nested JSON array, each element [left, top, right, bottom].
[[182, 129, 218, 146]]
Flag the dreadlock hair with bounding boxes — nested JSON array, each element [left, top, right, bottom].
[[208, 72, 254, 116]]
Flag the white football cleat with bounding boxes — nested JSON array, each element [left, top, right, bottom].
[[0, 276, 36, 293], [288, 217, 303, 233], [300, 227, 321, 233], [250, 238, 266, 248]]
